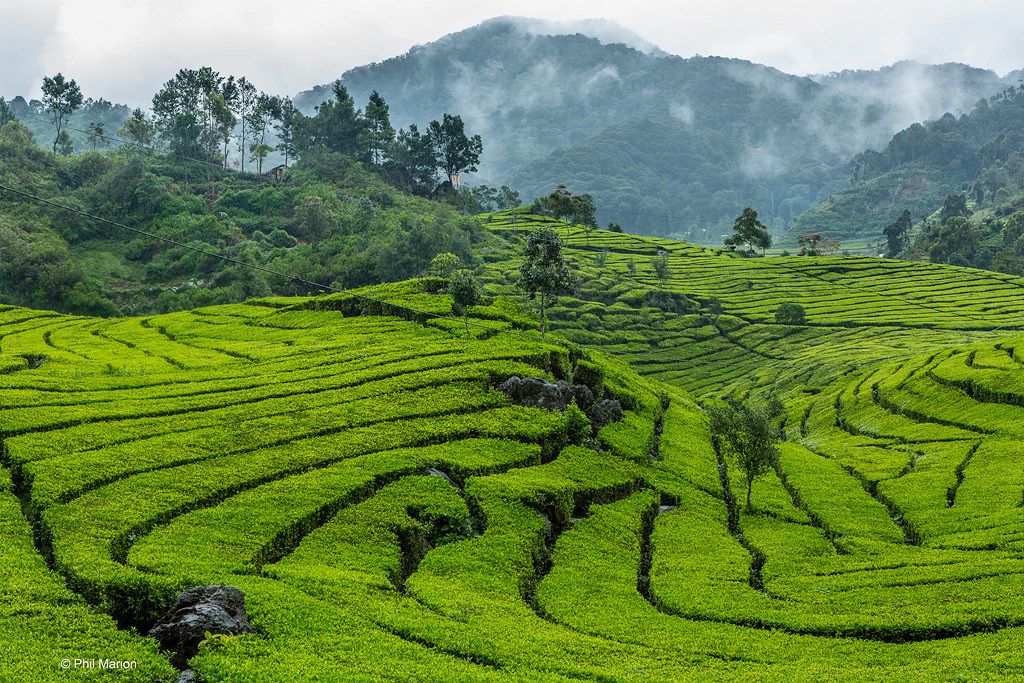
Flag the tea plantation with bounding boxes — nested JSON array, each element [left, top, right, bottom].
[[5, 213, 1024, 680]]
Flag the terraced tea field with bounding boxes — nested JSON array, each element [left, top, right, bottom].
[[6, 215, 1024, 680]]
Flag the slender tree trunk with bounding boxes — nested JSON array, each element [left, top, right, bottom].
[[746, 478, 753, 512]]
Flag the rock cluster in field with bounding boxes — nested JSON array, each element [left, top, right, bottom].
[[497, 376, 622, 429]]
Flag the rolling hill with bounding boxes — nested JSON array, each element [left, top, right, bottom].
[[6, 212, 1024, 679]]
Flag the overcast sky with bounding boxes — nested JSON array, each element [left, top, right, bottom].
[[3, 0, 1021, 106]]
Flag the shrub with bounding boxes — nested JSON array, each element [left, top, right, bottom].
[[775, 302, 806, 325]]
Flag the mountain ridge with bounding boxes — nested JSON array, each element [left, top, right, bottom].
[[296, 17, 1020, 237]]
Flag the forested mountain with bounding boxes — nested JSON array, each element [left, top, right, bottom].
[[298, 17, 1019, 238], [794, 84, 1024, 241]]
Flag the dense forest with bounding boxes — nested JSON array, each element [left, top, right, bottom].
[[794, 84, 1024, 242], [0, 69, 502, 317]]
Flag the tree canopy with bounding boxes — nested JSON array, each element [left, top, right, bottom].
[[41, 73, 83, 154], [517, 227, 576, 337], [725, 208, 772, 254]]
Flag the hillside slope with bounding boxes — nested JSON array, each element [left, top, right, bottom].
[[6, 217, 1024, 678], [794, 83, 1024, 240]]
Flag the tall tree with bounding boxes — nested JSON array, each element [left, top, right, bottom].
[[151, 67, 224, 162], [542, 185, 597, 239], [496, 186, 521, 210], [517, 227, 576, 337], [86, 122, 106, 151], [232, 77, 258, 172], [542, 185, 575, 222], [117, 108, 156, 147], [383, 124, 437, 195], [210, 91, 236, 170], [427, 113, 482, 185], [358, 91, 395, 166], [275, 96, 298, 167], [652, 253, 670, 283], [41, 73, 83, 154], [449, 269, 485, 336], [883, 209, 912, 257], [293, 81, 366, 158], [571, 192, 598, 229], [796, 232, 822, 256], [725, 207, 772, 254], [248, 93, 281, 174], [707, 399, 780, 512], [939, 193, 971, 224]]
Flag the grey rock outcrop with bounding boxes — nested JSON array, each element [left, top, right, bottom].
[[150, 585, 253, 665], [587, 399, 624, 429], [497, 376, 622, 432]]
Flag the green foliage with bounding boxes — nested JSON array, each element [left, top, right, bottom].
[[562, 403, 592, 445], [293, 81, 367, 159], [428, 252, 460, 279], [0, 98, 14, 126], [41, 73, 83, 154], [774, 302, 806, 325], [651, 253, 670, 283], [707, 398, 780, 511], [427, 113, 483, 185], [796, 85, 1024, 240], [540, 185, 597, 229], [919, 215, 983, 267], [448, 269, 484, 335], [517, 227, 576, 336], [725, 207, 772, 253], [883, 209, 912, 256], [0, 124, 487, 314]]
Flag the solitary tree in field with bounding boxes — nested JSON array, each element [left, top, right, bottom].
[[542, 185, 575, 222], [41, 73, 83, 154], [428, 113, 482, 186], [541, 185, 597, 240], [883, 209, 912, 257], [652, 253, 670, 283], [707, 399, 780, 512], [725, 207, 772, 255], [796, 232, 822, 256], [518, 228, 576, 337], [449, 269, 485, 336], [572, 193, 598, 231]]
